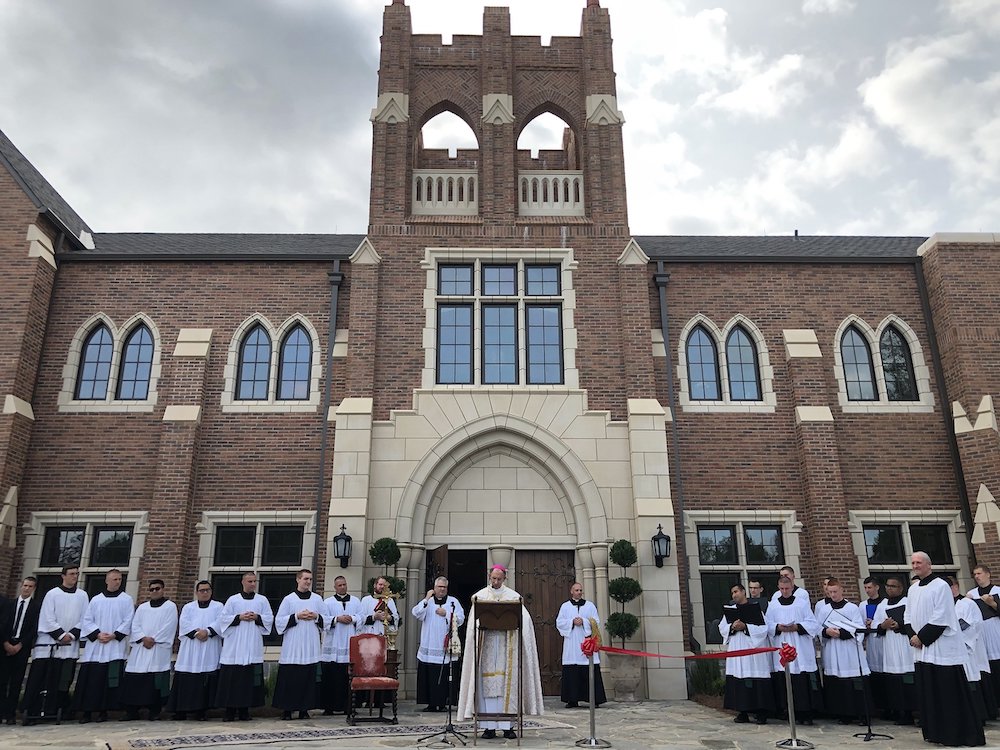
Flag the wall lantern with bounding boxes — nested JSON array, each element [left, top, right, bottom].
[[333, 524, 353, 568], [651, 524, 671, 568]]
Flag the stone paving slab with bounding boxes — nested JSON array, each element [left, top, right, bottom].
[[2, 699, 999, 750]]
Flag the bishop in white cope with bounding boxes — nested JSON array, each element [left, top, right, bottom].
[[272, 569, 326, 719], [215, 572, 275, 721], [457, 565, 543, 741], [556, 582, 606, 709], [814, 579, 870, 723], [73, 570, 134, 722], [167, 581, 223, 720], [412, 576, 465, 712], [905, 552, 984, 746], [320, 575, 361, 714], [120, 580, 178, 720], [21, 565, 89, 724], [765, 575, 822, 724], [719, 583, 773, 724]]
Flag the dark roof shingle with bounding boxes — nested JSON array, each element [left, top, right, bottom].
[[636, 235, 926, 260], [77, 232, 365, 259]]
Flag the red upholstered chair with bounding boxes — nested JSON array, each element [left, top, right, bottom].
[[347, 634, 399, 725]]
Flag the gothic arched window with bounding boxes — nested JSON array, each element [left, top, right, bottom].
[[726, 326, 761, 401], [686, 325, 721, 401], [75, 324, 114, 400], [116, 324, 154, 400], [277, 325, 312, 400], [880, 325, 918, 401], [237, 324, 271, 400], [841, 326, 877, 401]]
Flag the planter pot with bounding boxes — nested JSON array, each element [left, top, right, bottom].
[[605, 650, 643, 702]]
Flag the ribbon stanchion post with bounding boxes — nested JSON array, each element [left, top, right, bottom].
[[774, 643, 814, 750], [576, 636, 611, 748]]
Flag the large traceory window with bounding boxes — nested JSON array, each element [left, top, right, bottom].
[[862, 522, 956, 586], [235, 322, 314, 402], [36, 524, 134, 597], [841, 323, 920, 403], [697, 524, 785, 644], [435, 261, 564, 386], [683, 321, 763, 403], [74, 322, 156, 402], [209, 524, 305, 644]]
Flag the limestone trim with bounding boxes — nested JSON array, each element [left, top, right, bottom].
[[972, 483, 1000, 545], [419, 247, 579, 389], [0, 487, 17, 547], [370, 92, 409, 124], [917, 232, 1000, 257], [350, 237, 382, 265], [3, 394, 34, 420], [195, 510, 317, 585], [58, 313, 163, 414], [221, 314, 322, 413], [585, 94, 625, 126], [847, 509, 970, 589], [795, 405, 834, 424], [482, 94, 515, 125], [675, 314, 776, 413], [683, 509, 802, 650], [173, 328, 213, 358], [617, 238, 649, 266], [22, 510, 150, 601], [783, 328, 822, 359], [163, 405, 201, 423], [25, 223, 56, 269], [832, 315, 934, 414], [953, 396, 997, 435]]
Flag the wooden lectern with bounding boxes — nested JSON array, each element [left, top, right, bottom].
[[472, 598, 523, 746]]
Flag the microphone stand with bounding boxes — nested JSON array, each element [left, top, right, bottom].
[[848, 622, 891, 742], [420, 602, 467, 746]]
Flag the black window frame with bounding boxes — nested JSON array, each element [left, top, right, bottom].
[[863, 525, 906, 565], [525, 304, 564, 385], [115, 323, 154, 401], [481, 264, 517, 296], [880, 325, 918, 402], [89, 526, 133, 567], [726, 325, 762, 402], [842, 325, 878, 401], [236, 323, 272, 401], [214, 526, 256, 567], [277, 324, 312, 401], [75, 324, 114, 400], [261, 526, 305, 567], [438, 264, 474, 296], [743, 525, 784, 565], [436, 304, 474, 385], [40, 526, 85, 568], [686, 324, 721, 401], [910, 524, 953, 565], [697, 526, 738, 565], [481, 303, 518, 385], [525, 265, 561, 296]]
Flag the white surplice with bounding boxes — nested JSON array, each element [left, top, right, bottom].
[[125, 600, 178, 673], [33, 586, 89, 660], [719, 615, 771, 679], [275, 591, 326, 665], [905, 575, 965, 666], [817, 600, 870, 677], [175, 600, 224, 673], [321, 594, 362, 664], [872, 596, 914, 674], [556, 600, 601, 667], [765, 594, 820, 673], [357, 594, 400, 636], [967, 585, 1000, 661], [78, 591, 134, 664], [412, 595, 465, 665], [956, 596, 989, 681], [218, 592, 274, 666]]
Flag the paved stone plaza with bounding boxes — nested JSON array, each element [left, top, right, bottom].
[[3, 698, 999, 750]]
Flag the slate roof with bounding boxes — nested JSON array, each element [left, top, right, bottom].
[[636, 235, 927, 260], [80, 233, 365, 260], [0, 128, 92, 240]]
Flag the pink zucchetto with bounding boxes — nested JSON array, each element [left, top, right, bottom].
[[491, 564, 507, 572]]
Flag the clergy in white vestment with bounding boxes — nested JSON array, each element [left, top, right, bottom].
[[457, 565, 543, 742], [167, 580, 224, 720], [952, 576, 996, 725], [905, 552, 984, 746], [815, 579, 871, 723], [871, 575, 915, 725], [556, 581, 606, 709], [719, 583, 773, 724], [357, 576, 400, 635], [765, 575, 822, 724], [320, 575, 362, 714], [412, 576, 465, 712], [968, 564, 1000, 709], [120, 579, 178, 720], [767, 566, 810, 608], [861, 576, 886, 708], [73, 570, 134, 722], [215, 571, 275, 721], [21, 565, 89, 723], [272, 569, 326, 719]]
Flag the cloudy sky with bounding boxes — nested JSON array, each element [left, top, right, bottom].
[[0, 0, 997, 236]]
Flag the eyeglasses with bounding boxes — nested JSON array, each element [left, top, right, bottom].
[[148, 586, 163, 592]]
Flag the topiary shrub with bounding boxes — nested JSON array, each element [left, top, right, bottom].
[[606, 539, 643, 647]]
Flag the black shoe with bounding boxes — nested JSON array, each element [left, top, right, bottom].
[[22, 718, 35, 727], [239, 710, 251, 721], [734, 712, 750, 723], [149, 712, 161, 722], [5, 718, 16, 726], [565, 701, 579, 708], [281, 711, 292, 720], [800, 717, 814, 725], [422, 705, 436, 712], [97, 712, 108, 723], [298, 711, 310, 720], [322, 709, 334, 716], [481, 729, 496, 739], [196, 711, 206, 721], [837, 717, 852, 725], [895, 715, 914, 726], [79, 712, 92, 724], [503, 729, 517, 739], [754, 715, 768, 725]]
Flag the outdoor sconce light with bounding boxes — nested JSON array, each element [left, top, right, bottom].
[[651, 524, 671, 568], [333, 524, 353, 568]]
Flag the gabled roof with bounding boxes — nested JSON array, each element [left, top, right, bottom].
[[70, 232, 365, 260], [0, 128, 92, 240], [636, 235, 927, 261]]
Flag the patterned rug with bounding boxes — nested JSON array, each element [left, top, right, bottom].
[[108, 719, 571, 749]]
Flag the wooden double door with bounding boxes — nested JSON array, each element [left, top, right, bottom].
[[427, 547, 574, 696]]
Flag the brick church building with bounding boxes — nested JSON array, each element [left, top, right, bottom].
[[0, 0, 997, 700]]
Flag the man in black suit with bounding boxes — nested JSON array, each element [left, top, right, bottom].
[[0, 577, 40, 724]]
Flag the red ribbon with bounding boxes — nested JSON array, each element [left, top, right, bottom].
[[581, 636, 599, 657], [586, 644, 797, 663]]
